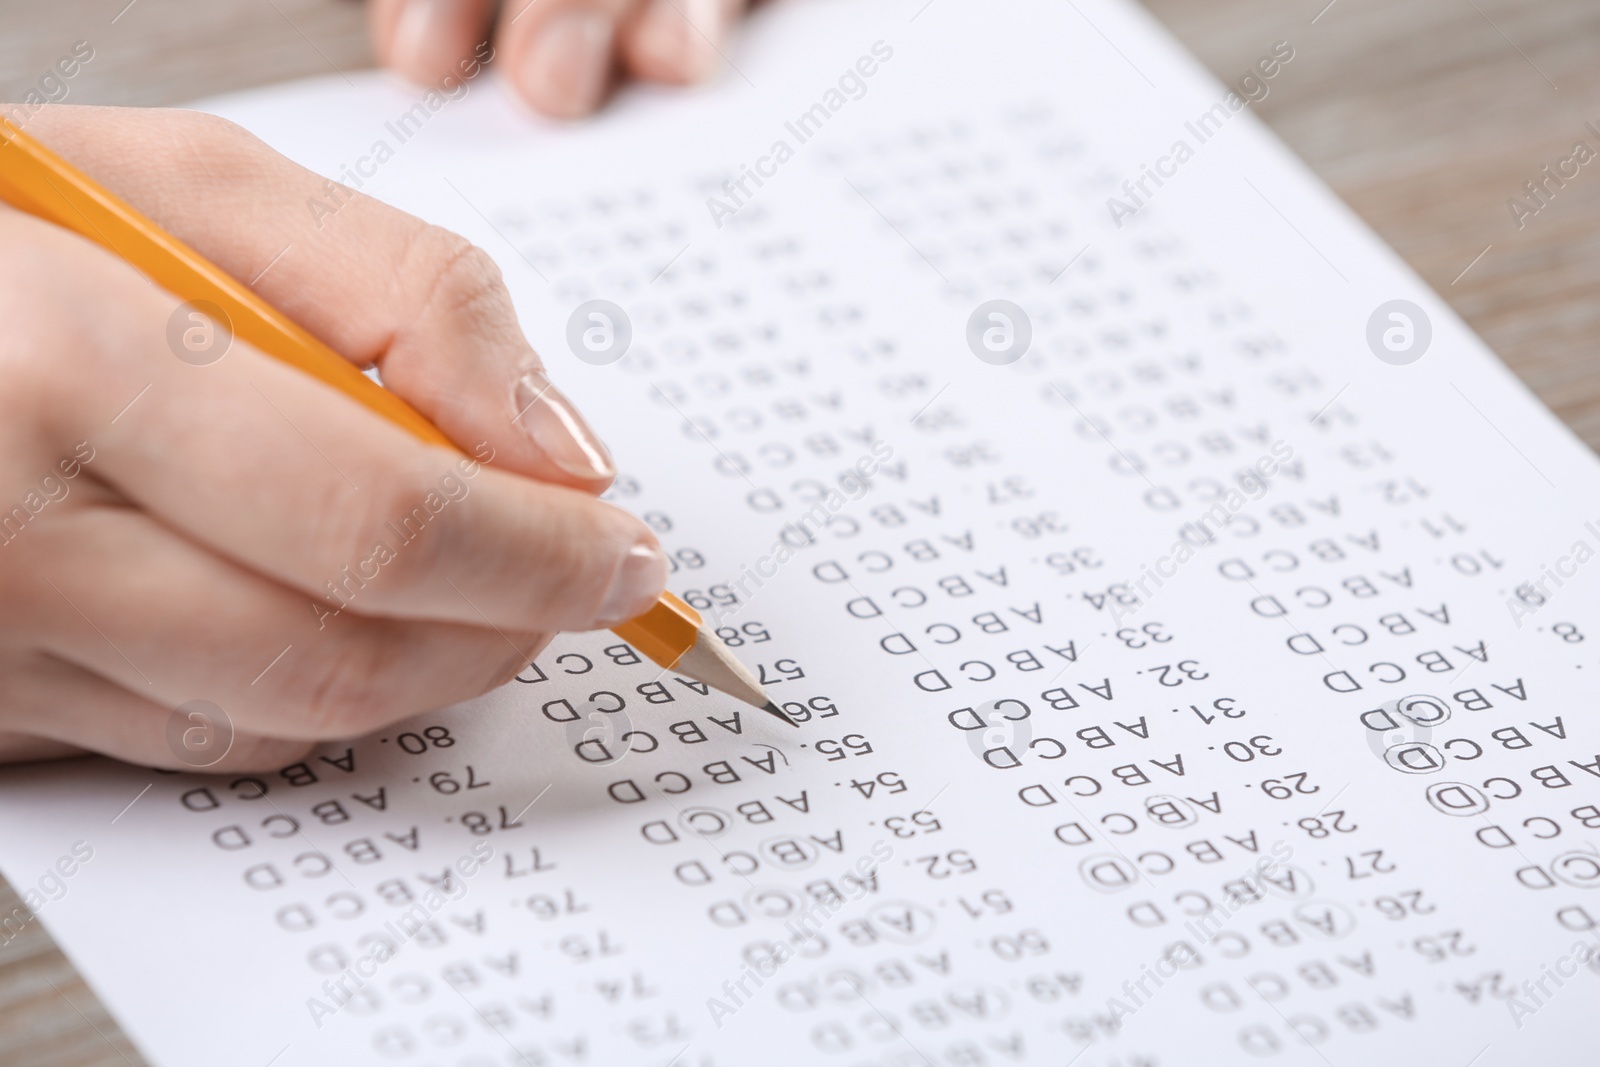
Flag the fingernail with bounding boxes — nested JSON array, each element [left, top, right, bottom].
[[513, 368, 617, 481], [683, 0, 726, 80], [637, 0, 724, 81], [389, 0, 450, 74], [520, 10, 615, 117], [596, 541, 668, 626]]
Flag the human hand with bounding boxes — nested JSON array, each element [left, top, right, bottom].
[[0, 105, 666, 771], [368, 0, 753, 118]]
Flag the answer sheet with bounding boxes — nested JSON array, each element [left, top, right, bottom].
[[4, 0, 1599, 1064]]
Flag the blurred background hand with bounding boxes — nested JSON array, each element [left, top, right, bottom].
[[368, 0, 754, 117]]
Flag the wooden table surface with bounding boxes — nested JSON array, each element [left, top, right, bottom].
[[2, 0, 1598, 1063]]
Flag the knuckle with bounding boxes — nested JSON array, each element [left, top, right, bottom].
[[0, 218, 109, 381], [362, 481, 465, 602], [526, 516, 611, 621], [163, 109, 272, 174], [407, 226, 511, 328], [301, 485, 389, 595], [293, 633, 400, 738], [308, 471, 459, 610]]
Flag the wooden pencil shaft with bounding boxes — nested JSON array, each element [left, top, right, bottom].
[[0, 118, 450, 447], [0, 118, 731, 679]]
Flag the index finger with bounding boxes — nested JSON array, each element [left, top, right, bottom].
[[7, 205, 666, 637], [23, 105, 616, 493]]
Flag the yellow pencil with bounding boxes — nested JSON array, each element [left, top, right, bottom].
[[0, 116, 791, 726]]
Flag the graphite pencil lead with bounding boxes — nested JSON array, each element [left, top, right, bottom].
[[763, 701, 799, 728]]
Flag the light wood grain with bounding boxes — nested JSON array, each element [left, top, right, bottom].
[[2, 0, 1598, 1063], [1145, 0, 1600, 447]]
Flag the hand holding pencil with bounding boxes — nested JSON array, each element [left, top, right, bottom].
[[0, 105, 779, 772]]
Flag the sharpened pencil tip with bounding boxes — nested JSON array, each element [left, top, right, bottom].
[[763, 701, 799, 727]]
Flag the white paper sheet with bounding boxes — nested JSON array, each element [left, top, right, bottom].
[[4, 1, 1599, 1064]]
